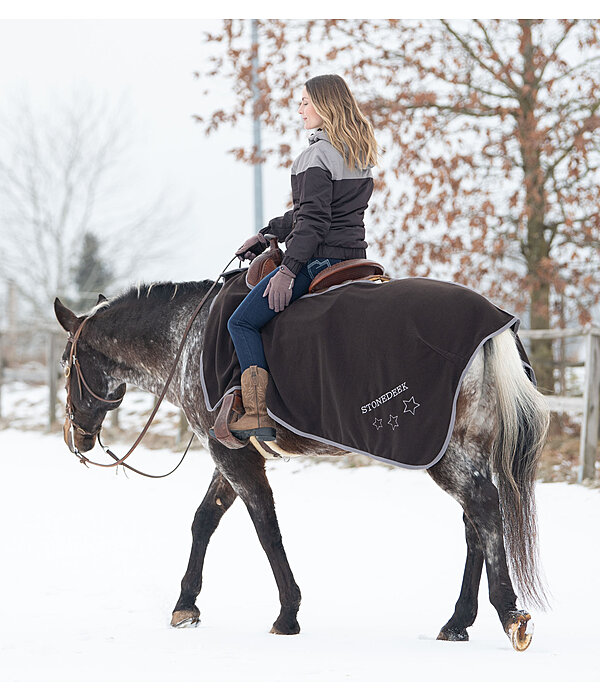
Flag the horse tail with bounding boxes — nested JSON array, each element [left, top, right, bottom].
[[485, 328, 550, 610]]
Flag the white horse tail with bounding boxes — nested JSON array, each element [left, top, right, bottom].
[[486, 328, 550, 610]]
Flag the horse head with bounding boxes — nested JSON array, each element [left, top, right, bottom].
[[54, 297, 126, 455]]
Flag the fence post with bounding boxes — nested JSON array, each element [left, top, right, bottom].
[[579, 329, 600, 482], [47, 331, 58, 431], [0, 333, 3, 420]]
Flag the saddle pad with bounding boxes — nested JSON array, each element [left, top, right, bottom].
[[201, 270, 532, 469]]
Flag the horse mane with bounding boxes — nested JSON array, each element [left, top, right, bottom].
[[90, 280, 219, 316]]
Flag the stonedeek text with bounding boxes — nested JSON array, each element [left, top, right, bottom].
[[361, 382, 408, 414]]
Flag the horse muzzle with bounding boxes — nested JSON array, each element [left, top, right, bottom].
[[63, 418, 97, 454]]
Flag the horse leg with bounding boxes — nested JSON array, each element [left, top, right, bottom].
[[437, 513, 484, 642], [171, 468, 237, 627], [429, 445, 532, 650], [208, 440, 302, 634]]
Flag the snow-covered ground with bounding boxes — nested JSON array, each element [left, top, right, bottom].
[[0, 425, 598, 686]]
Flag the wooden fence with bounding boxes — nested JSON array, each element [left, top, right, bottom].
[[1, 326, 599, 482], [519, 326, 600, 481]]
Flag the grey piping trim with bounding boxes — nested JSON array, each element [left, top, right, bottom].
[[300, 275, 520, 319], [200, 350, 242, 413], [266, 318, 519, 470], [200, 281, 242, 413]]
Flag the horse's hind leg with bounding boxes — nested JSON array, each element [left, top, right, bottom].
[[171, 468, 237, 627], [437, 513, 484, 642], [208, 440, 302, 635], [429, 445, 526, 647]]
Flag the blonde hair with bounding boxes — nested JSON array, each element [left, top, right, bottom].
[[305, 74, 378, 170]]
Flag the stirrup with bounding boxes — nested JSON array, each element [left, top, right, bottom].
[[209, 391, 248, 449], [230, 426, 277, 441]]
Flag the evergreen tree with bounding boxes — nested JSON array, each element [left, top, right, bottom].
[[72, 232, 113, 311]]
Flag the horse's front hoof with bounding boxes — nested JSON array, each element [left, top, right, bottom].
[[270, 624, 300, 635], [270, 619, 300, 635], [171, 608, 200, 628], [437, 626, 469, 642], [505, 610, 533, 652]]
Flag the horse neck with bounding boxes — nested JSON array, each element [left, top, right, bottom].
[[88, 284, 212, 406]]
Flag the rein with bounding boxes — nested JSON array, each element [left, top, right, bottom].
[[65, 257, 236, 477]]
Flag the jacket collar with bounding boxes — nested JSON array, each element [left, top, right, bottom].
[[308, 128, 330, 145]]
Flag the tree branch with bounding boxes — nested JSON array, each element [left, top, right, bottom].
[[440, 20, 519, 93], [544, 98, 600, 181]]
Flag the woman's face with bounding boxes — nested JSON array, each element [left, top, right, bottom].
[[298, 86, 324, 130]]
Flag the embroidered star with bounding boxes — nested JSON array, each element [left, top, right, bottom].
[[373, 417, 383, 430], [388, 415, 399, 430], [403, 396, 420, 415]]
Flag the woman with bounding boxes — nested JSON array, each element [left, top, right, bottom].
[[227, 74, 378, 441]]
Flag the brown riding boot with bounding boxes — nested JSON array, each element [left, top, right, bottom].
[[229, 365, 277, 441]]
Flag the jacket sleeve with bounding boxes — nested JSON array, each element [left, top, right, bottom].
[[281, 165, 333, 275], [262, 209, 294, 241]]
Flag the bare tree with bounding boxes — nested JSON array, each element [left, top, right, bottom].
[[0, 89, 182, 323]]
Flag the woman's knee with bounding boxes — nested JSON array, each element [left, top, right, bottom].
[[228, 303, 262, 335], [227, 312, 243, 335]]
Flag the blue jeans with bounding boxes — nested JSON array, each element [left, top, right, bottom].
[[228, 257, 341, 372]]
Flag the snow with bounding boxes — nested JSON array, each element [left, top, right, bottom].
[[0, 426, 599, 689]]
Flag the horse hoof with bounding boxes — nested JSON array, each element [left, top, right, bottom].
[[270, 622, 300, 635], [437, 627, 469, 642], [505, 611, 533, 652], [171, 609, 200, 628]]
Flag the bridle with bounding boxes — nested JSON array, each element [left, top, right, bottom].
[[64, 314, 123, 439], [63, 258, 236, 478]]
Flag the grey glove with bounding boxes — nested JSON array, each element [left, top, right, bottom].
[[235, 232, 268, 261], [263, 265, 296, 313]]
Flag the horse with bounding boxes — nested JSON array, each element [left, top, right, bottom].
[[53, 278, 550, 652]]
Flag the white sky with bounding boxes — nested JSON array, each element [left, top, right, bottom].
[[0, 16, 298, 286], [0, 2, 589, 288]]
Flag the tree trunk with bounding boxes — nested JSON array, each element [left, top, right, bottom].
[[529, 279, 554, 393], [518, 20, 555, 393]]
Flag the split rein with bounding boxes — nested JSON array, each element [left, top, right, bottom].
[[64, 257, 237, 478]]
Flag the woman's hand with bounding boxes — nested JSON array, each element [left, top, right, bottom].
[[263, 265, 296, 312], [235, 232, 268, 261]]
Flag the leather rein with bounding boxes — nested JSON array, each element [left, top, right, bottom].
[[64, 258, 236, 478]]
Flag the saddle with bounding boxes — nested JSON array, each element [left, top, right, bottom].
[[309, 259, 387, 293], [216, 240, 389, 452], [248, 235, 387, 293], [246, 235, 283, 288]]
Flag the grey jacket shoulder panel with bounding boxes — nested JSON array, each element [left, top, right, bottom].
[[292, 131, 372, 181]]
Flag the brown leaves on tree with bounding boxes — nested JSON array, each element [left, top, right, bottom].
[[194, 20, 600, 350]]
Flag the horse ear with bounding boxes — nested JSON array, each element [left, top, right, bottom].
[[97, 293, 107, 304], [54, 298, 82, 334]]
